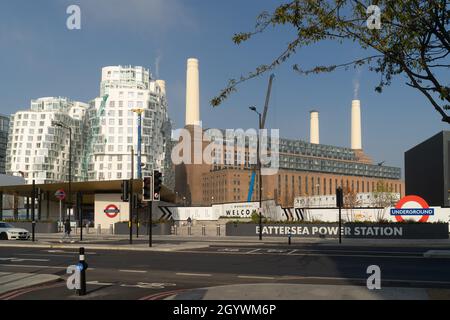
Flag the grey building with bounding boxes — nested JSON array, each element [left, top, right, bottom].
[[405, 131, 450, 207], [0, 115, 9, 174]]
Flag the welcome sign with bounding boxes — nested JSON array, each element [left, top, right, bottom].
[[222, 202, 259, 218]]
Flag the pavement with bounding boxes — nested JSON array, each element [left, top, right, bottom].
[[0, 272, 60, 298], [166, 283, 441, 300]]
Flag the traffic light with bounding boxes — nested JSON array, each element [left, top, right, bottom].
[[336, 187, 343, 208], [143, 176, 153, 202], [121, 180, 130, 202], [153, 170, 162, 201]]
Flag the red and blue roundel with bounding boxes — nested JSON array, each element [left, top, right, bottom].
[[104, 204, 120, 219], [390, 195, 434, 223]]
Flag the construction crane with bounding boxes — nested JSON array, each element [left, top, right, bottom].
[[82, 94, 109, 181], [247, 74, 275, 202]]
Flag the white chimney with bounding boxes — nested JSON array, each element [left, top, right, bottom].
[[351, 99, 362, 150], [310, 110, 320, 144], [156, 80, 166, 97], [185, 58, 200, 126]]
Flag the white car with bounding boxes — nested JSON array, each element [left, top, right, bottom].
[[0, 222, 31, 240]]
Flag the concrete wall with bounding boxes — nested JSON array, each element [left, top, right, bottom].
[[226, 223, 449, 239]]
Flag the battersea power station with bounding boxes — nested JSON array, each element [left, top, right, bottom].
[[175, 59, 404, 208]]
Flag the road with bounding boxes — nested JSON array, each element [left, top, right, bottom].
[[1, 243, 450, 300]]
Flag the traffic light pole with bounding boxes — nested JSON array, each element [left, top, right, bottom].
[[336, 187, 343, 244], [148, 201, 153, 247], [135, 194, 139, 239], [78, 192, 83, 242], [129, 147, 134, 245]]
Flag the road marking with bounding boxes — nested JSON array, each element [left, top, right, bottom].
[[247, 249, 261, 254], [140, 289, 186, 301], [0, 264, 65, 269], [212, 247, 424, 255], [0, 258, 50, 262], [287, 250, 298, 255], [87, 281, 114, 286], [0, 264, 94, 271], [176, 272, 212, 277], [218, 248, 239, 252], [180, 250, 425, 259], [121, 282, 176, 289], [238, 275, 276, 280], [17, 254, 74, 258], [119, 270, 147, 273]]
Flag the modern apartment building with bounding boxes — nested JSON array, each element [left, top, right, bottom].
[[0, 115, 10, 174], [5, 97, 88, 184], [86, 66, 173, 187]]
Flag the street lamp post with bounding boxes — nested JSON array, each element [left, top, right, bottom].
[[249, 106, 263, 241], [52, 121, 72, 222]]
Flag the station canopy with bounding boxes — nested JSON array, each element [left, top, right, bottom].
[[0, 180, 175, 203]]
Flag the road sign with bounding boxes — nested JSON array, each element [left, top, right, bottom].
[[104, 204, 120, 219], [55, 189, 66, 201], [390, 195, 434, 223]]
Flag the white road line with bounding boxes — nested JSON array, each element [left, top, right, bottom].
[[87, 281, 114, 286], [238, 275, 276, 280], [181, 250, 425, 259], [0, 264, 65, 269], [287, 250, 298, 255], [247, 249, 261, 254], [17, 254, 74, 257], [176, 272, 212, 277], [0, 264, 95, 270], [0, 258, 50, 262], [119, 270, 147, 273]]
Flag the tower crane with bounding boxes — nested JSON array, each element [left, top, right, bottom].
[[247, 74, 275, 202]]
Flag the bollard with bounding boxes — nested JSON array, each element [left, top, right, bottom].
[[202, 225, 206, 236], [97, 224, 101, 235], [110, 224, 114, 235], [216, 224, 221, 236], [77, 247, 88, 296], [32, 220, 36, 242], [288, 231, 292, 245]]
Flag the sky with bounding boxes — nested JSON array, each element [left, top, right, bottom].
[[0, 0, 448, 176]]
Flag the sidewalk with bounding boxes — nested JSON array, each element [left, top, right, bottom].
[[0, 272, 61, 298], [165, 283, 450, 300]]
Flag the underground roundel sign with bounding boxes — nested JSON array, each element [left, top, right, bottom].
[[104, 204, 120, 219], [390, 195, 434, 223]]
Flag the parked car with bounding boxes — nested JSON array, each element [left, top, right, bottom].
[[0, 222, 31, 240]]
